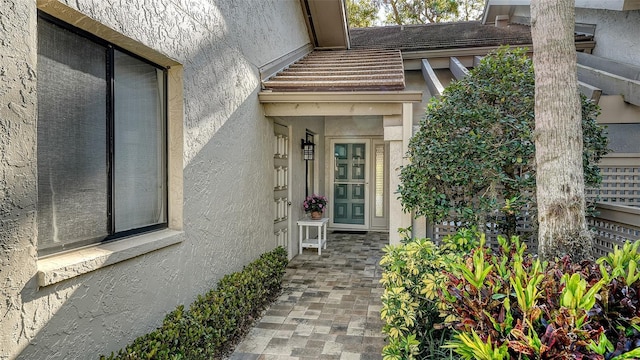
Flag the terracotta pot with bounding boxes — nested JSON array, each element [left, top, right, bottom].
[[310, 211, 323, 220]]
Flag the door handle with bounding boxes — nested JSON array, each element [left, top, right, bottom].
[[287, 201, 292, 206]]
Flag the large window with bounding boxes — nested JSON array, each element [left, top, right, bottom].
[[37, 15, 167, 255]]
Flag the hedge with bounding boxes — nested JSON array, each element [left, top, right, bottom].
[[100, 246, 288, 360]]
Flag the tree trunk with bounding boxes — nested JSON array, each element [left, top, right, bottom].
[[531, 0, 592, 262], [388, 0, 402, 25]]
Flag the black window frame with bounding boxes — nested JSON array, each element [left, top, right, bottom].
[[37, 12, 169, 256]]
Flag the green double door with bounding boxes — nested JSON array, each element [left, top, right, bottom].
[[332, 140, 368, 227]]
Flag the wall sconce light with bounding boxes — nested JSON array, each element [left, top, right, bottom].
[[301, 139, 315, 160]]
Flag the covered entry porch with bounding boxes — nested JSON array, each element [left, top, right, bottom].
[[261, 90, 421, 250], [260, 49, 422, 254]]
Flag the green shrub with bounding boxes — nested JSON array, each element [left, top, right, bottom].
[[379, 229, 479, 359], [100, 246, 288, 360], [439, 230, 640, 360], [398, 47, 608, 238]]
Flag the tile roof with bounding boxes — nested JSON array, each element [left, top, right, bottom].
[[349, 21, 534, 51], [262, 21, 593, 93], [262, 49, 405, 92]]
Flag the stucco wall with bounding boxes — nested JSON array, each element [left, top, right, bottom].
[[405, 70, 431, 124], [324, 116, 384, 137], [1, 0, 310, 359], [575, 8, 640, 67]]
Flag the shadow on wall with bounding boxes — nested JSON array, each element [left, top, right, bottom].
[[14, 0, 311, 357], [175, 0, 309, 165], [16, 88, 276, 359]]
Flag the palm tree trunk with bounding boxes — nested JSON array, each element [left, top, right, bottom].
[[531, 0, 593, 261]]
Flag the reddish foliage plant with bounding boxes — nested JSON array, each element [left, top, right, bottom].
[[440, 233, 640, 360]]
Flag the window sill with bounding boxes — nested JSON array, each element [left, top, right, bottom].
[[37, 229, 183, 287]]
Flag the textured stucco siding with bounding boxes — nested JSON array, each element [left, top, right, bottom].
[[575, 9, 640, 67], [0, 0, 39, 359], [1, 0, 310, 359]]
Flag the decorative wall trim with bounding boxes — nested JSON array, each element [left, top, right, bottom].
[[38, 230, 183, 287]]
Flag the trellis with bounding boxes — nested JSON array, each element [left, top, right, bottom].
[[429, 154, 640, 256]]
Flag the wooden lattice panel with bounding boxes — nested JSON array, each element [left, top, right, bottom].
[[430, 206, 634, 258], [589, 217, 640, 257], [431, 220, 458, 241], [587, 155, 640, 207], [431, 211, 536, 250], [430, 154, 640, 256]]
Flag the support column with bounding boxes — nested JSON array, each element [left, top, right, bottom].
[[409, 118, 428, 239], [412, 217, 428, 239], [384, 103, 413, 245], [388, 141, 408, 244]]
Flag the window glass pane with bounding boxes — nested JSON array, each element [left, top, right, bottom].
[[375, 144, 385, 217], [114, 50, 167, 232], [37, 20, 109, 252]]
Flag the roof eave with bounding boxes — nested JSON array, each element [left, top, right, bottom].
[[259, 91, 423, 117], [482, 0, 640, 25], [258, 91, 423, 103], [301, 0, 350, 49]]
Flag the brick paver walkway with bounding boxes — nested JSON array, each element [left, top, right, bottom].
[[229, 231, 388, 360]]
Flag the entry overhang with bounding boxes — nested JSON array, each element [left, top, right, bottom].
[[258, 91, 423, 117], [262, 49, 406, 92]]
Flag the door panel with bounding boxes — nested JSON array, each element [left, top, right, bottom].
[[274, 123, 292, 258], [331, 140, 368, 228]]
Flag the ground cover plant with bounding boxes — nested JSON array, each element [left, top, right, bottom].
[[379, 229, 479, 359], [441, 231, 640, 359], [380, 229, 640, 360], [100, 246, 288, 360]]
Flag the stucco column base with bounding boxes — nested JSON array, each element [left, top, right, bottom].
[[412, 216, 428, 239], [383, 103, 413, 245], [388, 140, 412, 244]]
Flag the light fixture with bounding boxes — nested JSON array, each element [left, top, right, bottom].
[[301, 139, 315, 161]]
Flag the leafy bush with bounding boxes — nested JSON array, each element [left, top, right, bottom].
[[439, 230, 640, 360], [379, 229, 479, 359], [398, 47, 608, 237], [381, 229, 640, 359], [100, 247, 288, 360]]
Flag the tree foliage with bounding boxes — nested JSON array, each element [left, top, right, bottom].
[[398, 47, 608, 238], [456, 0, 484, 21], [383, 0, 459, 24], [346, 0, 380, 28], [346, 0, 485, 26]]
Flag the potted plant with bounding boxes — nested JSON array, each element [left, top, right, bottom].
[[303, 194, 328, 220]]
